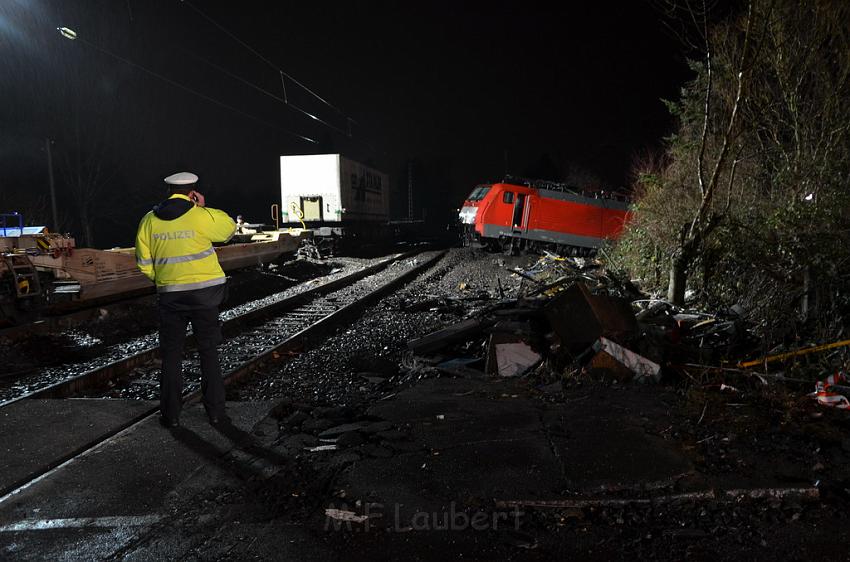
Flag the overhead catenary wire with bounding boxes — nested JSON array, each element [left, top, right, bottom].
[[177, 46, 351, 138], [56, 27, 318, 144], [179, 0, 350, 120], [184, 46, 377, 152], [177, 1, 381, 153]]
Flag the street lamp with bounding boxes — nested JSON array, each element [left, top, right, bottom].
[[57, 27, 77, 40]]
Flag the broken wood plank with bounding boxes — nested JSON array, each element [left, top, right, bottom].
[[406, 317, 495, 354], [495, 486, 819, 509]]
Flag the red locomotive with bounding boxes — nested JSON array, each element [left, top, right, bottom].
[[459, 178, 632, 255]]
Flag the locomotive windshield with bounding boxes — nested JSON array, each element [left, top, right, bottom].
[[466, 186, 491, 201]]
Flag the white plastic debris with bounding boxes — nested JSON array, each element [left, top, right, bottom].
[[494, 342, 541, 377], [306, 444, 338, 452], [811, 372, 850, 409], [324, 509, 369, 523]]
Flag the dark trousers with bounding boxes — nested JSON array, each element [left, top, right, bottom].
[[158, 283, 227, 421]]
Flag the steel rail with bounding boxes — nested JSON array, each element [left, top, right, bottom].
[[0, 250, 420, 409]]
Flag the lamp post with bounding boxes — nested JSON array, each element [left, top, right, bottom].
[[45, 138, 58, 232], [50, 27, 78, 234]]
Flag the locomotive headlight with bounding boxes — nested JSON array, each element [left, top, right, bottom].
[[458, 206, 478, 225]]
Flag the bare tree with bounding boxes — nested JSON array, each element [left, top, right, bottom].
[[53, 66, 128, 248], [662, 0, 760, 304], [59, 115, 122, 246], [619, 0, 850, 340]]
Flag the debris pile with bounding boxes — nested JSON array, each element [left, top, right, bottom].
[[403, 251, 850, 412], [404, 253, 658, 387]]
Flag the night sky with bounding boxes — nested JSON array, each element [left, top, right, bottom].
[[1, 0, 690, 246]]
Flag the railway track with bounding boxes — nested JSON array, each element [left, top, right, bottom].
[[0, 250, 435, 407], [0, 256, 339, 347], [0, 249, 445, 502]]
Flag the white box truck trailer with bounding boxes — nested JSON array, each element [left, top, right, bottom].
[[279, 154, 390, 226]]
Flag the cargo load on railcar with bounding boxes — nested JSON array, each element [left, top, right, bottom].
[[277, 154, 390, 240], [0, 211, 305, 326]]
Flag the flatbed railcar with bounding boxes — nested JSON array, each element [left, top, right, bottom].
[[459, 178, 632, 255], [0, 212, 307, 326]]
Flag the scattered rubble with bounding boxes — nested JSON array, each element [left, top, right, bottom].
[[399, 249, 850, 419], [404, 256, 668, 392]]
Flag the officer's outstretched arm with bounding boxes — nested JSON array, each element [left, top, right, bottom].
[[204, 208, 238, 243]]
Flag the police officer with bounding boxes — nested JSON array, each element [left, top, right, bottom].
[[135, 172, 236, 428]]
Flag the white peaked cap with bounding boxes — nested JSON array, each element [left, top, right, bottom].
[[164, 172, 199, 185]]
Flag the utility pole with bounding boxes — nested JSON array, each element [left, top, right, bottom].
[[407, 160, 413, 220], [45, 138, 59, 233]]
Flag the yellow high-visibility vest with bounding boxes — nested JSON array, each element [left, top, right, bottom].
[[135, 194, 236, 292]]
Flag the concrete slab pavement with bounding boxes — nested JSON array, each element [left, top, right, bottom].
[[0, 399, 156, 497], [0, 401, 274, 561], [334, 377, 695, 530]]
